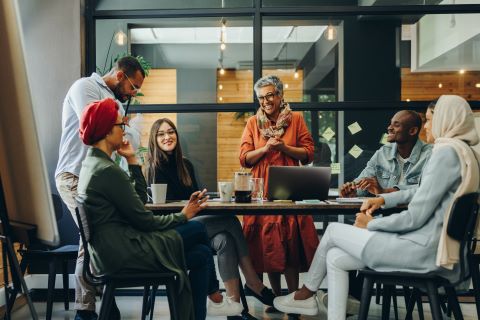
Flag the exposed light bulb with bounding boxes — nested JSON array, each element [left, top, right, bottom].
[[218, 84, 223, 90], [221, 21, 227, 32], [324, 25, 337, 41], [406, 99, 411, 102], [114, 30, 127, 46], [219, 97, 223, 101], [220, 68, 225, 75], [220, 42, 226, 50], [438, 83, 443, 88], [285, 83, 289, 89], [476, 83, 480, 88], [459, 69, 465, 74], [294, 71, 299, 79]]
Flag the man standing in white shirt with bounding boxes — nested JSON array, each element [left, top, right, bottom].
[[55, 56, 145, 320]]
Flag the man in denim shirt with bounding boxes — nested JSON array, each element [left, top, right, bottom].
[[341, 110, 432, 197]]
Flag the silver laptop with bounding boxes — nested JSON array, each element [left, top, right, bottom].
[[267, 166, 331, 201]]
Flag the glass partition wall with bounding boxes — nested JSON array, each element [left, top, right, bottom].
[[87, 0, 480, 191]]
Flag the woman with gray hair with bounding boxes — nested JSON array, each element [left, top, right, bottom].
[[239, 75, 318, 313]]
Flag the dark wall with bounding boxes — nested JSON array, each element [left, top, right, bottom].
[[343, 18, 401, 182]]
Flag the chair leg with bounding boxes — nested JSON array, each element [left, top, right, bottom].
[[470, 255, 480, 320], [166, 279, 179, 320], [392, 288, 399, 320], [381, 285, 392, 320], [46, 259, 56, 320], [239, 278, 249, 313], [415, 288, 425, 320], [358, 275, 374, 320], [149, 285, 158, 320], [425, 281, 443, 320], [445, 286, 464, 320], [62, 259, 69, 310], [404, 286, 415, 320], [375, 281, 382, 304], [141, 285, 150, 320], [99, 284, 115, 320]]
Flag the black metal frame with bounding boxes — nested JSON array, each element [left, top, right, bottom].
[[85, 0, 480, 114]]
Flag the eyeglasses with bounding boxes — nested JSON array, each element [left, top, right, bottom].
[[114, 122, 127, 131], [156, 129, 176, 139], [257, 92, 277, 103], [124, 73, 141, 93]]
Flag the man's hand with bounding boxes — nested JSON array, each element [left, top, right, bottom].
[[360, 197, 385, 215], [356, 177, 383, 195], [339, 182, 357, 198], [117, 140, 137, 164], [354, 212, 373, 229], [181, 189, 208, 220]]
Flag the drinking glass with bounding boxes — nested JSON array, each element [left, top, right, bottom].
[[250, 177, 264, 202]]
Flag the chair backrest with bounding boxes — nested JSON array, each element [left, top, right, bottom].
[[445, 192, 479, 283], [74, 197, 105, 286]]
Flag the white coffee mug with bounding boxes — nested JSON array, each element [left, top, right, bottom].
[[218, 181, 234, 203], [148, 184, 167, 204]]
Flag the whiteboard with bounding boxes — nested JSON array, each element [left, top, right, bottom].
[[0, 0, 59, 246]]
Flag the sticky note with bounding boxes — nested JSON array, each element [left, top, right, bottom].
[[322, 127, 335, 141], [348, 145, 363, 159], [348, 122, 362, 135], [331, 162, 341, 174], [380, 133, 388, 145]]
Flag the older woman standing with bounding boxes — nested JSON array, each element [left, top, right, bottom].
[[239, 75, 319, 302]]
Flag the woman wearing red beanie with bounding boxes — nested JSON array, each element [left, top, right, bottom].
[[77, 98, 241, 319]]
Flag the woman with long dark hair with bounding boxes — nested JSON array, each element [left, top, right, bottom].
[[146, 118, 276, 313]]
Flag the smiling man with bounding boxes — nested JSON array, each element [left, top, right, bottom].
[[54, 56, 145, 320], [340, 110, 432, 197]]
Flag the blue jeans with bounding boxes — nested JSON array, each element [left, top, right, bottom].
[[175, 221, 219, 320]]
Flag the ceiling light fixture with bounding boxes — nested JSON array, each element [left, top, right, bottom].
[[114, 30, 127, 46], [220, 19, 227, 51], [294, 70, 299, 79], [220, 67, 225, 75], [218, 84, 223, 90], [324, 25, 337, 41]]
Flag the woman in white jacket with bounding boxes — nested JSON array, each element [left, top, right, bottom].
[[273, 95, 480, 320]]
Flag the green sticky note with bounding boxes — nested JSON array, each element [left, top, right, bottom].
[[331, 162, 341, 174]]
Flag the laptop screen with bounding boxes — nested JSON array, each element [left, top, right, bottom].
[[267, 166, 331, 201]]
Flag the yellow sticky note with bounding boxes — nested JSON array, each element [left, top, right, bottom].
[[331, 162, 341, 174], [349, 145, 363, 159], [348, 122, 362, 135], [380, 133, 388, 145], [322, 127, 335, 142]]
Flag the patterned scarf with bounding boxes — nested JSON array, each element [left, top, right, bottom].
[[256, 101, 293, 139]]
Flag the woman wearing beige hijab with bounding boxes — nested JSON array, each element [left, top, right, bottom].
[[273, 95, 480, 320]]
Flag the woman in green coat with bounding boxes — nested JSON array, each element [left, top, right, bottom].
[[76, 98, 240, 319]]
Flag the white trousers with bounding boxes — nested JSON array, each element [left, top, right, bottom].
[[304, 222, 374, 320]]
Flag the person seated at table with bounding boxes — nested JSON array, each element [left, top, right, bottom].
[[76, 98, 241, 320], [273, 94, 480, 320], [340, 110, 432, 197], [145, 118, 276, 311]]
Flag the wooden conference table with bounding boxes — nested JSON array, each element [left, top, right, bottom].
[[146, 199, 401, 216]]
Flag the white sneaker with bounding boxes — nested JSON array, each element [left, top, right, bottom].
[[207, 293, 243, 316], [273, 292, 319, 316], [321, 292, 361, 315]]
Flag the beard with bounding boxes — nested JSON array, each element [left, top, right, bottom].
[[112, 83, 129, 103]]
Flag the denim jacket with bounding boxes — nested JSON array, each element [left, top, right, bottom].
[[354, 139, 432, 196]]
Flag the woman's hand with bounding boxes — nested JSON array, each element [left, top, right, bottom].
[[181, 189, 209, 220], [360, 197, 385, 215], [354, 212, 373, 229], [263, 137, 279, 153], [117, 140, 137, 164]]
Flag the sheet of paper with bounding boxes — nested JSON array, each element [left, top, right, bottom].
[[330, 162, 341, 174], [322, 127, 335, 141], [380, 133, 388, 145], [348, 145, 363, 159], [348, 122, 362, 135]]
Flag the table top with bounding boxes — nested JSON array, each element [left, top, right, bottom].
[[145, 200, 400, 216]]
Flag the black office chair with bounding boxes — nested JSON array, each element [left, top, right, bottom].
[[75, 199, 180, 320], [357, 192, 480, 320], [18, 194, 79, 320]]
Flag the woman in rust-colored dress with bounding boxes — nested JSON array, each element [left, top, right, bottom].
[[239, 75, 319, 302]]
